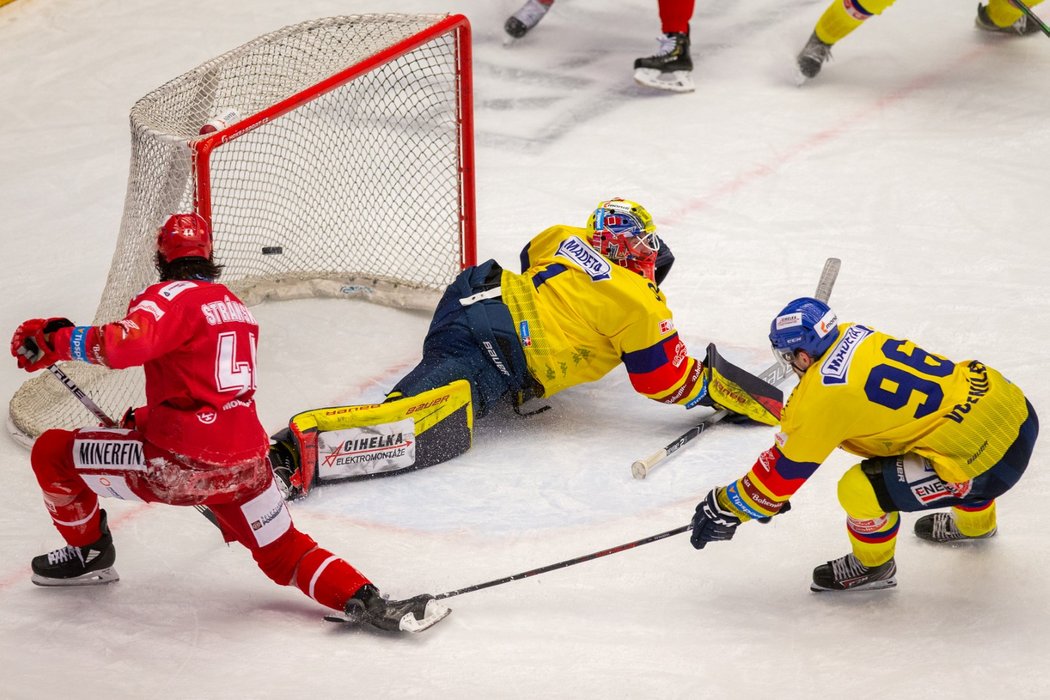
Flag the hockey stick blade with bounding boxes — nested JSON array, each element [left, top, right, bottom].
[[631, 257, 841, 479], [324, 599, 451, 633]]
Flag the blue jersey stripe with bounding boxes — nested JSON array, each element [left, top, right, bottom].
[[532, 263, 567, 290], [621, 334, 676, 374]]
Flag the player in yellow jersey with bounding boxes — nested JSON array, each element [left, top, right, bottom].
[[795, 0, 1046, 82], [267, 199, 782, 498], [688, 296, 1038, 592]]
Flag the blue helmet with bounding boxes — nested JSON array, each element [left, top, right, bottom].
[[769, 297, 840, 361]]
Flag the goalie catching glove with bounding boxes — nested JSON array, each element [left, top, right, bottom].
[[693, 343, 783, 425], [269, 380, 474, 500]]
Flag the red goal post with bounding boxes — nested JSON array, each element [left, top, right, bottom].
[[9, 14, 476, 445]]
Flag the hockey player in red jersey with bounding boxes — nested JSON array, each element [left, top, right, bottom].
[[10, 212, 447, 632]]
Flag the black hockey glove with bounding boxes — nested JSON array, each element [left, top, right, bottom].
[[690, 489, 742, 550]]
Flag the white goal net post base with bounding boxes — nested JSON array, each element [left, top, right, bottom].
[[9, 13, 476, 446]]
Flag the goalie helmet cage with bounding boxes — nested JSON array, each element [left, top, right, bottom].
[[8, 13, 476, 446]]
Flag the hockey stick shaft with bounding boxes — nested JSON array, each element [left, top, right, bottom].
[[45, 364, 114, 427], [434, 524, 691, 600], [35, 362, 221, 530], [631, 257, 841, 479], [1011, 0, 1050, 36]]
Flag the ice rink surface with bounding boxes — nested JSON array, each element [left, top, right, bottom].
[[1, 0, 1047, 697]]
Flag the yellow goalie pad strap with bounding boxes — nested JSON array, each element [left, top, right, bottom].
[[706, 370, 780, 426], [290, 380, 473, 435]]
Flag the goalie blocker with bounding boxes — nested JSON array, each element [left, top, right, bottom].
[[269, 380, 473, 500], [700, 343, 784, 425]]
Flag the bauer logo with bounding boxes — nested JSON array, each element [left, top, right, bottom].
[[820, 325, 871, 386], [555, 236, 611, 281]]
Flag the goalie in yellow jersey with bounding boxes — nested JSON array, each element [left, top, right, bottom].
[[268, 199, 783, 499], [689, 297, 1039, 592], [795, 0, 1046, 82]]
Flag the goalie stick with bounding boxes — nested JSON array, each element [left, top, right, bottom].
[[631, 257, 841, 479], [27, 359, 222, 531]]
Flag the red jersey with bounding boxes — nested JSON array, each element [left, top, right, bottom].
[[55, 280, 268, 465]]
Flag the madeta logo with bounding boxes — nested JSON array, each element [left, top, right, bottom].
[[555, 236, 612, 281]]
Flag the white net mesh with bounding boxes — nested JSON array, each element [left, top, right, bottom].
[[9, 14, 473, 444]]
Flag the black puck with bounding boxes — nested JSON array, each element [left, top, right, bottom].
[[261, 246, 283, 255]]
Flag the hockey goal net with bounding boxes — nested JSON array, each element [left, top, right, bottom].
[[9, 13, 476, 445]]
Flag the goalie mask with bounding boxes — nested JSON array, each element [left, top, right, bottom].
[[587, 198, 660, 282], [157, 212, 213, 263]]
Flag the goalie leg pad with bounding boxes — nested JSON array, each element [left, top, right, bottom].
[[282, 380, 473, 495]]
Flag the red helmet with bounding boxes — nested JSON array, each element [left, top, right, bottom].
[[157, 213, 212, 262]]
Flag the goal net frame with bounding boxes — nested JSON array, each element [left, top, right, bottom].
[[9, 13, 476, 446]]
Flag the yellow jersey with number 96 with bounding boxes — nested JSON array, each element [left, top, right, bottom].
[[777, 323, 1029, 483]]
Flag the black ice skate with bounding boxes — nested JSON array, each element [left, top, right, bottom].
[[975, 3, 1043, 35], [810, 553, 897, 592], [505, 0, 552, 39], [914, 512, 997, 543], [633, 32, 694, 93], [328, 584, 451, 633], [796, 31, 833, 83], [31, 510, 119, 587]]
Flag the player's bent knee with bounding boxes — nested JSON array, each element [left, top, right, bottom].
[[30, 429, 76, 481], [838, 464, 887, 519]]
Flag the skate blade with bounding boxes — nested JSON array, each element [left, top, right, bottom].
[[399, 599, 451, 633], [633, 68, 695, 93], [810, 578, 897, 593], [31, 567, 119, 587]]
